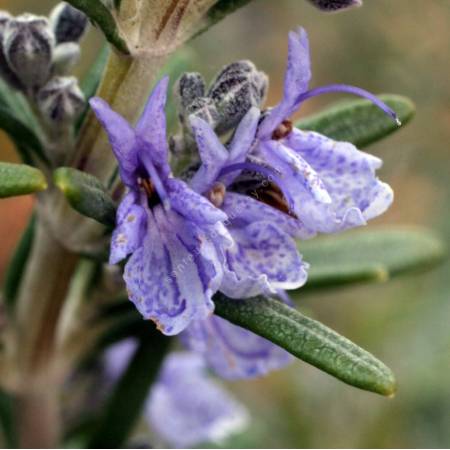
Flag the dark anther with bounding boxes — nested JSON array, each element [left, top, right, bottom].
[[272, 119, 293, 140], [139, 178, 161, 208]]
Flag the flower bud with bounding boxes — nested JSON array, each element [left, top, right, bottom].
[[307, 0, 362, 11], [185, 97, 219, 128], [208, 60, 268, 134], [53, 42, 80, 74], [37, 76, 85, 124], [0, 11, 23, 89], [3, 14, 54, 89], [50, 3, 88, 44], [175, 72, 206, 111]]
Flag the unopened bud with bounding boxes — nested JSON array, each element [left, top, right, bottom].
[[53, 42, 80, 74], [307, 0, 362, 11], [208, 60, 268, 134], [3, 14, 54, 89], [175, 72, 206, 111], [185, 97, 219, 128], [50, 3, 88, 44], [37, 76, 85, 123], [0, 11, 23, 89]]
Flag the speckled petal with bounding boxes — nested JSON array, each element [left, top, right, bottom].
[[124, 207, 216, 335], [220, 220, 308, 298], [222, 192, 313, 240], [260, 140, 332, 204], [110, 191, 147, 265], [89, 97, 137, 187], [284, 128, 394, 232], [146, 352, 248, 448], [189, 115, 229, 194], [258, 27, 311, 139], [183, 317, 293, 380], [136, 76, 171, 176], [168, 178, 228, 225]]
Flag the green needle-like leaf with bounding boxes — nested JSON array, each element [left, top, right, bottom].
[[65, 0, 129, 54], [214, 294, 396, 396], [77, 45, 110, 132], [296, 94, 415, 148], [53, 168, 116, 227], [0, 80, 47, 164], [300, 227, 446, 290], [0, 389, 17, 448], [0, 163, 47, 198]]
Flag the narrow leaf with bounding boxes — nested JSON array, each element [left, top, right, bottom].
[[0, 389, 17, 448], [87, 327, 171, 448], [300, 227, 446, 290], [65, 0, 129, 54], [77, 45, 110, 131], [214, 294, 396, 396], [53, 168, 116, 227], [296, 94, 415, 147], [0, 163, 47, 198], [3, 214, 35, 310], [0, 79, 47, 164]]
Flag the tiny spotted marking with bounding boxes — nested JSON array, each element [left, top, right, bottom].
[[208, 182, 226, 208], [272, 119, 293, 140], [117, 233, 127, 244], [127, 214, 136, 223]]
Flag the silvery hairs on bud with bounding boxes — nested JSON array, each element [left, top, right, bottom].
[[50, 2, 88, 44], [307, 0, 362, 11], [175, 73, 220, 130], [53, 42, 80, 74], [3, 14, 54, 89], [0, 11, 23, 90], [176, 72, 206, 112], [208, 60, 268, 134], [37, 76, 85, 124]]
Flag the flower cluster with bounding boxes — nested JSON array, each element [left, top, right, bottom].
[[0, 3, 87, 124], [91, 27, 399, 446]]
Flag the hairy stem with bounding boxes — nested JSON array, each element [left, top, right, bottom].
[[13, 220, 78, 447], [16, 389, 60, 449]]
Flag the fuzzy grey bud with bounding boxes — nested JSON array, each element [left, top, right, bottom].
[[50, 3, 88, 44], [0, 11, 23, 89], [208, 60, 268, 134], [176, 72, 206, 111], [37, 76, 85, 123], [53, 42, 80, 74], [307, 0, 362, 11], [3, 14, 54, 89], [185, 97, 220, 128]]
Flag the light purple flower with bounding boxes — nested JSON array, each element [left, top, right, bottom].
[[189, 109, 310, 299], [104, 343, 248, 448], [183, 315, 292, 380], [147, 352, 248, 448], [90, 78, 233, 336], [253, 27, 397, 235]]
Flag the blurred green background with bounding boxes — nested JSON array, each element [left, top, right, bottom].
[[1, 0, 449, 447]]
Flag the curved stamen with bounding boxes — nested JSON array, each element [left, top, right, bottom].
[[295, 84, 401, 126], [139, 150, 170, 210]]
